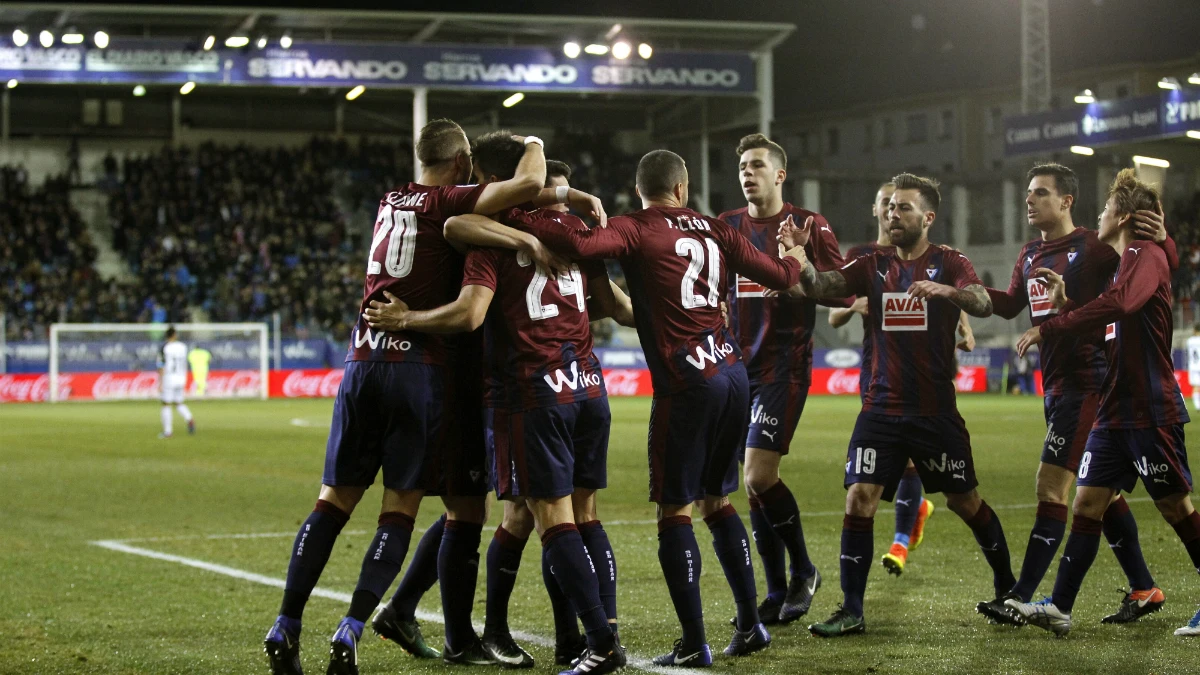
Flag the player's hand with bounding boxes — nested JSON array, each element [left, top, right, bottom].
[[907, 280, 955, 299], [720, 301, 730, 329], [1032, 267, 1068, 308], [363, 291, 410, 332], [956, 332, 976, 352], [567, 188, 607, 228], [524, 239, 571, 277], [1131, 200, 1167, 243], [778, 244, 809, 274], [776, 215, 813, 250], [850, 296, 869, 316], [1016, 326, 1043, 358], [763, 284, 806, 300]]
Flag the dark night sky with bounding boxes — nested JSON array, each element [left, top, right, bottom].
[[138, 0, 1200, 112]]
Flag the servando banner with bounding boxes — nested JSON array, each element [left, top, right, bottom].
[[0, 38, 756, 95]]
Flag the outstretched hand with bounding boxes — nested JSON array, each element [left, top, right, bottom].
[[1032, 267, 1068, 308], [1016, 326, 1042, 358], [776, 214, 813, 251]]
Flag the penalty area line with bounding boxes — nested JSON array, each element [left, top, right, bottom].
[[89, 539, 718, 675]]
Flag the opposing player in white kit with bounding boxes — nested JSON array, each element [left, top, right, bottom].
[[157, 326, 195, 438], [1188, 324, 1200, 411]]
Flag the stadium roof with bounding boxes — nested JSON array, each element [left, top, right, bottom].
[[0, 4, 794, 53]]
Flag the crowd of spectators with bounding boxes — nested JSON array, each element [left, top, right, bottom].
[[1170, 191, 1200, 308]]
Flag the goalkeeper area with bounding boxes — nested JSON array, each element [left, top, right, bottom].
[[0, 395, 1195, 674]]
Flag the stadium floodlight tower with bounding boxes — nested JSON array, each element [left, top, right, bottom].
[[48, 322, 269, 403]]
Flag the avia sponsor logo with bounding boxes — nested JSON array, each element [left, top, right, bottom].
[[922, 452, 967, 474], [249, 56, 408, 81], [881, 292, 927, 331], [279, 369, 345, 398], [750, 404, 778, 427], [424, 59, 577, 84], [1133, 457, 1172, 478], [353, 327, 412, 352], [592, 65, 740, 89], [736, 274, 766, 298], [543, 361, 603, 393], [685, 335, 735, 370], [1105, 323, 1117, 341], [1027, 278, 1059, 317]]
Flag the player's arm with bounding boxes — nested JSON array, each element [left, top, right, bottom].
[[828, 296, 868, 327], [956, 313, 976, 352], [588, 278, 635, 327], [777, 214, 851, 298], [909, 282, 992, 318], [985, 254, 1029, 320], [528, 217, 635, 260], [471, 138, 546, 215], [531, 187, 607, 227], [808, 216, 854, 309], [444, 214, 569, 275], [363, 286, 495, 334], [718, 217, 805, 290]]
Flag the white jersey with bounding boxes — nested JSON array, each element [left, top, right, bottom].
[[159, 341, 189, 387], [1188, 336, 1200, 376]]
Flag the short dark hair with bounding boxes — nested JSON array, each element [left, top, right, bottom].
[[636, 149, 687, 199], [471, 130, 525, 182], [165, 326, 177, 339], [545, 160, 572, 187], [736, 133, 787, 170], [890, 172, 941, 212], [415, 118, 468, 167], [1107, 167, 1160, 217], [877, 180, 897, 193], [1027, 163, 1079, 207]]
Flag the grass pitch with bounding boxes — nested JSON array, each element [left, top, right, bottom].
[[0, 395, 1196, 674]]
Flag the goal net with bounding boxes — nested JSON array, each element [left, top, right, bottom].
[[48, 323, 268, 403]]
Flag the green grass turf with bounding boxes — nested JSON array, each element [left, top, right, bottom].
[[0, 395, 1196, 674]]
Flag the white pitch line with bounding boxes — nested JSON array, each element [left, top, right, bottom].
[[90, 539, 718, 675]]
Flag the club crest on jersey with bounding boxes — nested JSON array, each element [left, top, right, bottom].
[[1026, 278, 1059, 318], [925, 263, 939, 280], [1067, 247, 1078, 264], [736, 274, 767, 298], [881, 292, 927, 331]]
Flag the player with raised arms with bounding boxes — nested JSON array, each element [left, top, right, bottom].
[[364, 146, 632, 674], [156, 326, 194, 438], [528, 149, 808, 665], [716, 133, 843, 625], [1009, 169, 1200, 637], [263, 118, 559, 675], [975, 163, 1176, 627], [782, 173, 1016, 637]]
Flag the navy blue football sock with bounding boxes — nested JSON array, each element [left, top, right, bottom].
[[964, 502, 1016, 598], [347, 511, 415, 622], [543, 545, 580, 642], [840, 514, 873, 617], [439, 519, 484, 651], [893, 468, 923, 544], [280, 499, 350, 621], [748, 496, 786, 601], [657, 516, 706, 649], [578, 520, 618, 631], [389, 513, 444, 620], [1170, 510, 1200, 570], [543, 524, 612, 650], [1051, 515, 1103, 613], [704, 504, 760, 630], [1012, 501, 1067, 602], [484, 525, 528, 635], [1103, 496, 1155, 591], [758, 480, 816, 579]]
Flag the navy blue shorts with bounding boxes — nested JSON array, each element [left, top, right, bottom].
[[323, 361, 445, 491], [845, 411, 978, 500], [1077, 425, 1192, 500], [649, 363, 750, 505], [741, 380, 808, 456], [425, 363, 489, 497], [1041, 391, 1100, 472], [489, 397, 611, 499]]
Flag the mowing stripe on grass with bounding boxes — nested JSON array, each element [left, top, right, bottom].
[[90, 539, 718, 675]]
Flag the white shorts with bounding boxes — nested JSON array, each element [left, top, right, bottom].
[[162, 383, 186, 404], [1189, 371, 1200, 388]]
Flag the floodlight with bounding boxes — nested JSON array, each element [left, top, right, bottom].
[[225, 36, 250, 48], [62, 31, 84, 45], [6, 79, 16, 89], [94, 31, 109, 49], [280, 34, 292, 49], [1158, 77, 1181, 90], [346, 85, 365, 101], [39, 30, 53, 48], [1069, 146, 1094, 156], [203, 35, 215, 51], [12, 29, 28, 47], [1074, 89, 1094, 104], [179, 81, 196, 95], [1133, 155, 1169, 168], [563, 41, 580, 58], [638, 43, 653, 59], [584, 44, 608, 55], [503, 92, 525, 108]]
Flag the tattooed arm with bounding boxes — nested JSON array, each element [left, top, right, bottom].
[[798, 260, 853, 299], [908, 281, 993, 318]]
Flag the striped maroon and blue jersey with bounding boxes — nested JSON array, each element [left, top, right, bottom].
[[462, 208, 608, 412], [346, 182, 484, 365], [1041, 241, 1189, 429], [840, 244, 981, 416], [843, 242, 895, 395], [528, 206, 803, 395], [719, 204, 847, 385]]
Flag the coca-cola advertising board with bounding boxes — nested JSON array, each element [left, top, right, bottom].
[[807, 367, 989, 395], [0, 370, 262, 402]]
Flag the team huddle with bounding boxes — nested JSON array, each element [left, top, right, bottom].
[[260, 119, 1200, 675]]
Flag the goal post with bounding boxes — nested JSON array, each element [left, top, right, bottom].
[[48, 323, 269, 403]]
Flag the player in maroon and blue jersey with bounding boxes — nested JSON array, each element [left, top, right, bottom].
[[364, 142, 629, 675], [1009, 168, 1200, 638], [263, 118, 553, 675], [716, 133, 843, 625], [976, 163, 1177, 627], [529, 149, 807, 665], [784, 173, 1015, 638]]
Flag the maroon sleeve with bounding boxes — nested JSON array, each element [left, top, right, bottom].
[[439, 184, 487, 217], [461, 248, 502, 291], [528, 216, 638, 259], [808, 215, 852, 308], [837, 255, 872, 297], [1159, 235, 1179, 273], [986, 251, 1028, 320], [714, 218, 802, 290], [945, 249, 983, 289], [1041, 245, 1165, 339]]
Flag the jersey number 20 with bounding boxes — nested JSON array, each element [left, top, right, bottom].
[[676, 238, 721, 309], [367, 205, 417, 278]]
